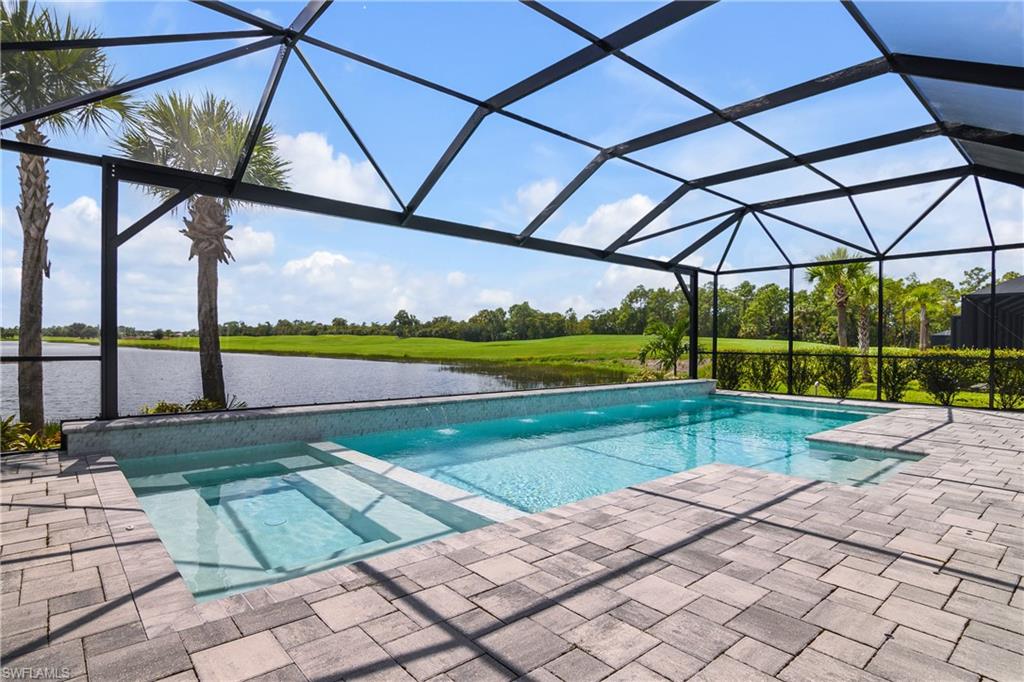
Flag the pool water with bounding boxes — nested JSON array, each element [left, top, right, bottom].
[[118, 444, 492, 600], [337, 395, 912, 513]]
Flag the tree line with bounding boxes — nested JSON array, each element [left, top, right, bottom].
[[6, 263, 1016, 349]]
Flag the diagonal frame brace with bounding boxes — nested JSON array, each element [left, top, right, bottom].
[[115, 184, 197, 247]]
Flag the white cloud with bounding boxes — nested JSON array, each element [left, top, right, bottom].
[[557, 194, 668, 248], [230, 225, 275, 261], [475, 289, 515, 308], [46, 196, 101, 249], [282, 250, 354, 285], [515, 179, 560, 218], [446, 271, 467, 287], [276, 132, 393, 208]]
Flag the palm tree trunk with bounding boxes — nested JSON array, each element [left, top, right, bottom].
[[858, 307, 872, 381], [197, 251, 226, 406], [836, 301, 848, 347], [185, 196, 230, 407], [16, 123, 51, 434], [919, 304, 929, 351]]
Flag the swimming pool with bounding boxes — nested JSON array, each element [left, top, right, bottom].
[[337, 395, 910, 513], [118, 443, 492, 600], [117, 393, 911, 600]]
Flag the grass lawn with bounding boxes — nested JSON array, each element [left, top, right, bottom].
[[43, 334, 844, 370]]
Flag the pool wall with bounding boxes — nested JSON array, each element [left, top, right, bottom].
[[64, 380, 715, 458]]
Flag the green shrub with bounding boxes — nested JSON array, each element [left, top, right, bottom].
[[915, 350, 987, 406], [993, 351, 1024, 410], [746, 354, 783, 393], [1, 416, 62, 452], [715, 353, 745, 390], [880, 357, 916, 403], [141, 395, 248, 415], [818, 351, 859, 399], [627, 367, 668, 383], [790, 355, 817, 395]]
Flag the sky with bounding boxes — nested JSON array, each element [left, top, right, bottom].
[[2, 0, 1022, 330]]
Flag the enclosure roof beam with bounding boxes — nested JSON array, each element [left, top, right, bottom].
[[115, 184, 196, 246], [1, 29, 271, 52], [518, 151, 609, 240], [293, 46, 405, 209], [752, 212, 791, 266], [230, 40, 293, 187], [670, 211, 743, 266], [191, 0, 285, 33], [972, 164, 1024, 188], [489, 1, 716, 110], [1, 36, 283, 131], [750, 165, 970, 211], [890, 53, 1024, 90], [101, 156, 697, 275], [842, 0, 971, 166], [607, 57, 889, 157], [289, 0, 332, 37], [716, 214, 743, 272], [883, 176, 966, 255], [718, 241, 1024, 275], [625, 209, 736, 248], [523, 1, 851, 199], [687, 124, 943, 189], [606, 186, 691, 253], [400, 1, 717, 221]]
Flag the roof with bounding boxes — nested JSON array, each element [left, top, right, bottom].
[[2, 0, 1022, 276], [967, 275, 1024, 297]]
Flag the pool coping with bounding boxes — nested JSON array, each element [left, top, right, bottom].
[[80, 388, 943, 637], [62, 379, 717, 458]]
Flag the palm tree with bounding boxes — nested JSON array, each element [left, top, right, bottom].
[[2, 1, 135, 432], [848, 271, 877, 381], [907, 283, 940, 351], [806, 248, 870, 348], [638, 317, 689, 377], [115, 92, 289, 405]]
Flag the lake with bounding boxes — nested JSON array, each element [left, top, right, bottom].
[[1, 341, 627, 422]]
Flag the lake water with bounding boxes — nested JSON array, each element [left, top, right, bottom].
[[0, 341, 626, 422]]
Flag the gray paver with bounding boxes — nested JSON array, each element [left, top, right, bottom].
[[5, 401, 1023, 682]]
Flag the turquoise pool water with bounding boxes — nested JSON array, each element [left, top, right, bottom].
[[118, 444, 492, 600], [337, 395, 910, 513]]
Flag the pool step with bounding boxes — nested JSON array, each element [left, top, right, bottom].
[[308, 441, 525, 523]]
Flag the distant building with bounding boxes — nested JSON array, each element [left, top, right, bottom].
[[949, 276, 1024, 349]]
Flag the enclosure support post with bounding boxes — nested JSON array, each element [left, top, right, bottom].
[[689, 270, 699, 380], [100, 160, 119, 420], [787, 267, 794, 394], [989, 249, 996, 409], [711, 274, 719, 379], [877, 259, 884, 402]]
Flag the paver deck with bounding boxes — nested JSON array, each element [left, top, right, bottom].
[[2, 398, 1022, 681]]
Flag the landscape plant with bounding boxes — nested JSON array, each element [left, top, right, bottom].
[[806, 248, 870, 348], [715, 353, 746, 390], [637, 317, 689, 377], [790, 355, 817, 395], [818, 351, 859, 399], [116, 92, 289, 406], [879, 356, 916, 403], [746, 353, 783, 393], [140, 395, 248, 415], [1, 415, 61, 452], [2, 1, 135, 433], [992, 351, 1024, 410], [915, 349, 986, 406]]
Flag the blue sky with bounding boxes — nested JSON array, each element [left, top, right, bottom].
[[2, 0, 1022, 329]]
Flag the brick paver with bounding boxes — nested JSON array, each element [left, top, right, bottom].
[[2, 399, 1022, 680]]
